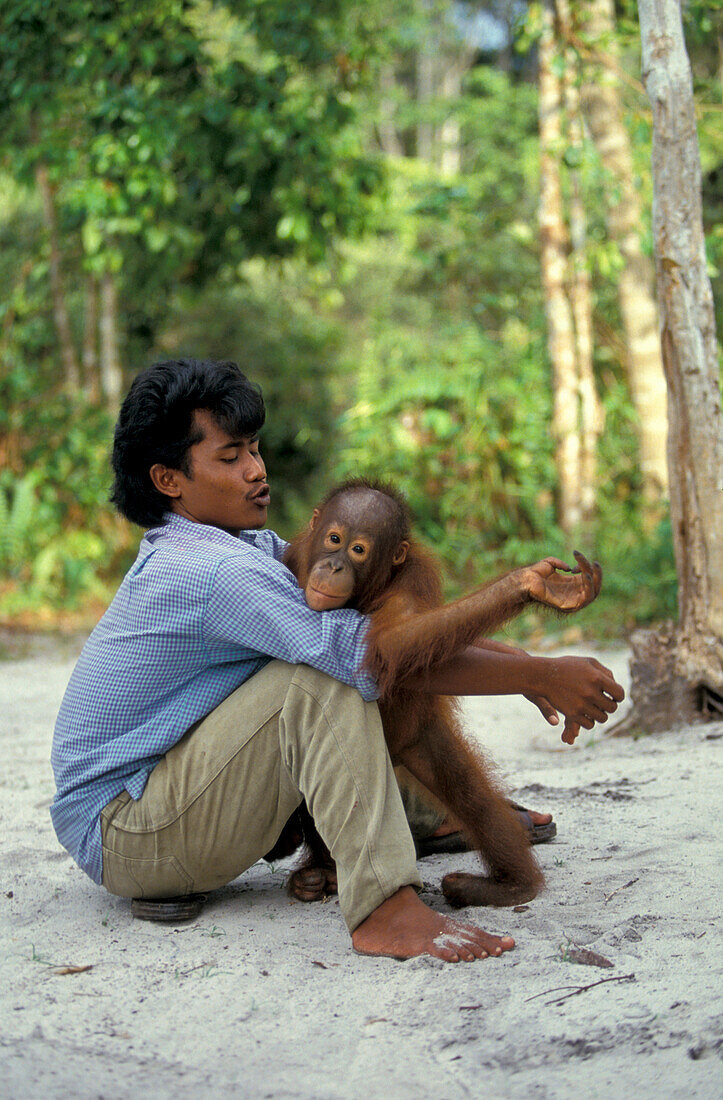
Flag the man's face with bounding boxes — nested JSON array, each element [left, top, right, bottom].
[[151, 409, 270, 534]]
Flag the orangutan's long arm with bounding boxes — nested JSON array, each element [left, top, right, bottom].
[[365, 553, 601, 694]]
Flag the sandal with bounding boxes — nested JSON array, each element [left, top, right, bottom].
[[131, 893, 207, 922], [415, 802, 556, 858]]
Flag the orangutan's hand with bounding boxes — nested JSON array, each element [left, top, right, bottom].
[[522, 551, 602, 613]]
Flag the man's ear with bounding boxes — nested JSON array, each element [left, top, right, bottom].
[[309, 508, 321, 531], [149, 464, 182, 499], [392, 541, 409, 566]]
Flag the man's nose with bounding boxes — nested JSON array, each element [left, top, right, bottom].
[[245, 454, 266, 479]]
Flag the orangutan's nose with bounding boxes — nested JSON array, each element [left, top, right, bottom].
[[320, 557, 344, 574]]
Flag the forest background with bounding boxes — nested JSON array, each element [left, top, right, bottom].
[[0, 0, 720, 641]]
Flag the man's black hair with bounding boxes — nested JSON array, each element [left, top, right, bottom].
[[111, 358, 265, 527]]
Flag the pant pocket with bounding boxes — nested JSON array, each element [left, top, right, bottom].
[[102, 850, 194, 899]]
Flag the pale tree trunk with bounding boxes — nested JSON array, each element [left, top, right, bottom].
[[568, 164, 601, 522], [378, 66, 403, 157], [82, 274, 100, 403], [613, 0, 723, 733], [539, 0, 582, 532], [439, 59, 462, 176], [35, 162, 81, 390], [559, 0, 603, 520], [416, 49, 435, 162], [99, 270, 123, 413], [579, 0, 669, 503]]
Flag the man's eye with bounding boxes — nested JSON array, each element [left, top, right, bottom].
[[221, 455, 238, 464]]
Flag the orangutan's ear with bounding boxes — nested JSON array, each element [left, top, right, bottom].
[[309, 508, 321, 531], [393, 541, 409, 566], [149, 464, 182, 499]]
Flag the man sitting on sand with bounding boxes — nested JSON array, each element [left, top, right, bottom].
[[50, 358, 624, 963]]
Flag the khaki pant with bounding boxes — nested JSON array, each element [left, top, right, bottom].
[[100, 660, 424, 931]]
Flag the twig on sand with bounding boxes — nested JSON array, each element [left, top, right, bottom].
[[604, 877, 639, 904], [525, 973, 636, 1007]]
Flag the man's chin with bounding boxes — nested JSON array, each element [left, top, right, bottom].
[[217, 507, 267, 534], [240, 505, 268, 529]]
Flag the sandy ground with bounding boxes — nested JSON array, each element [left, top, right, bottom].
[[1, 636, 721, 1100]]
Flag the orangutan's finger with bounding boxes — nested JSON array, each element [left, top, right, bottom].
[[573, 551, 599, 603], [545, 557, 574, 573]]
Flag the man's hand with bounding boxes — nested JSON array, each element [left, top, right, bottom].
[[521, 551, 602, 613], [561, 718, 582, 745], [474, 637, 617, 740], [524, 691, 561, 727], [531, 655, 625, 740], [523, 693, 587, 743]]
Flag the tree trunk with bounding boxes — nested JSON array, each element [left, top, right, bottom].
[[439, 59, 462, 176], [560, 2, 603, 521], [99, 270, 123, 412], [82, 274, 100, 403], [416, 49, 435, 162], [35, 162, 81, 390], [569, 179, 601, 524], [539, 0, 582, 532], [613, 0, 723, 733], [378, 66, 403, 157], [579, 0, 669, 503]]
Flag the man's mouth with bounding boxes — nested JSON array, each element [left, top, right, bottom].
[[248, 485, 271, 507]]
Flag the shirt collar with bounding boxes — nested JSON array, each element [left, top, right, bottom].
[[146, 511, 262, 549]]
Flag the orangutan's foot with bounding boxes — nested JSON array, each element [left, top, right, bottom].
[[351, 886, 515, 963], [288, 864, 338, 902]]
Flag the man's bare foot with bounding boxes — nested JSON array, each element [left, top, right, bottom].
[[430, 808, 552, 838], [525, 809, 552, 827], [351, 886, 515, 963]]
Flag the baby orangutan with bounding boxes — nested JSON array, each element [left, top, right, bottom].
[[280, 478, 615, 909]]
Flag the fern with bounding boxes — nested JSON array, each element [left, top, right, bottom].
[[0, 474, 40, 567]]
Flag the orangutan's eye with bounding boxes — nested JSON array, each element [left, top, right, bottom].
[[352, 545, 365, 555], [329, 533, 341, 544]]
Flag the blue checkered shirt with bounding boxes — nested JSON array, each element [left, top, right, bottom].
[[50, 513, 377, 884]]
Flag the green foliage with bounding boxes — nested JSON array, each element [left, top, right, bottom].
[[0, 0, 386, 293], [0, 474, 38, 569], [336, 316, 559, 583], [155, 262, 349, 533], [0, 2, 710, 634], [0, 394, 129, 616], [331, 76, 554, 584]]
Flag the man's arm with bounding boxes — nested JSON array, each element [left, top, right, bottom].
[[473, 637, 563, 728], [204, 550, 378, 699], [406, 645, 624, 742]]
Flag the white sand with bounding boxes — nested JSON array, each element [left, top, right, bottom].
[[1, 639, 721, 1099]]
